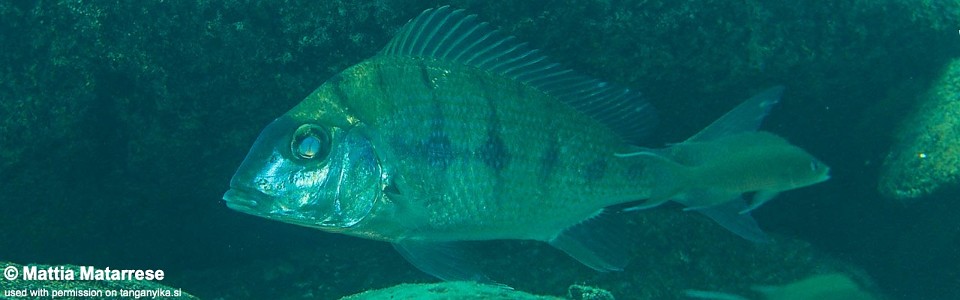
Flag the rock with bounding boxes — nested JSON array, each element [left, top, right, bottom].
[[568, 284, 615, 300], [880, 58, 960, 201], [338, 281, 564, 300]]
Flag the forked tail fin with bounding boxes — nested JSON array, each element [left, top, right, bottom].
[[615, 149, 687, 211]]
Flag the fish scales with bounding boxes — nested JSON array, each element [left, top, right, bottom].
[[330, 56, 649, 239], [223, 6, 829, 281]]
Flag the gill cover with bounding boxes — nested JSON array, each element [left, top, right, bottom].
[[224, 116, 382, 229]]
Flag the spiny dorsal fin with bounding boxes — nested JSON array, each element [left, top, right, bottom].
[[381, 6, 657, 144], [685, 86, 784, 143]]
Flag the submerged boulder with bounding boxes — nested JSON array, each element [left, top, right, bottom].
[[880, 58, 960, 201], [338, 281, 564, 300]]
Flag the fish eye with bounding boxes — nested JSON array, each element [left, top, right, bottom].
[[297, 136, 321, 158], [291, 124, 330, 160], [809, 160, 820, 171]]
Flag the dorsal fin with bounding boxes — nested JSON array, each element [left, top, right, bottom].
[[685, 86, 784, 142], [381, 6, 657, 144]]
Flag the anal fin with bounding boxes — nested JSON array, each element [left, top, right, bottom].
[[548, 210, 632, 271], [689, 199, 771, 243], [740, 190, 779, 214], [622, 198, 670, 212]]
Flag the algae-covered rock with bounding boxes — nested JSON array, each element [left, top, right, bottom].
[[880, 58, 960, 201], [338, 281, 565, 300], [0, 261, 198, 299], [568, 284, 615, 300]]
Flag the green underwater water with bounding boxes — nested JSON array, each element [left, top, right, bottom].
[[1, 0, 958, 299]]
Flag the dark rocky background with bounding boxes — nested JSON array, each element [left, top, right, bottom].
[[1, 0, 958, 299]]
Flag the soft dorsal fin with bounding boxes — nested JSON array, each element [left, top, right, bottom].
[[685, 86, 784, 143], [381, 6, 657, 144]]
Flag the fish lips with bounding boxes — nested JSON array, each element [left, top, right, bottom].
[[222, 187, 268, 215], [223, 187, 328, 227]]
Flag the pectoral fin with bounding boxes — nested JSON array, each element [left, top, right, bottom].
[[548, 210, 633, 271], [393, 240, 494, 283]]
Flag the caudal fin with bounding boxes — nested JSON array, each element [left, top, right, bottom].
[[615, 149, 687, 211]]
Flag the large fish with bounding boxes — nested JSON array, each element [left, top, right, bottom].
[[223, 6, 830, 281]]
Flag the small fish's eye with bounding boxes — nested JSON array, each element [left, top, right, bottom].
[[810, 161, 820, 171], [291, 124, 330, 160]]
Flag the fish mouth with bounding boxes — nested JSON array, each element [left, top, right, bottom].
[[223, 188, 317, 226], [223, 187, 271, 215]]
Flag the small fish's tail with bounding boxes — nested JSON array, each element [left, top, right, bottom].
[[615, 150, 687, 211]]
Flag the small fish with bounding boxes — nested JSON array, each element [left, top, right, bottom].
[[615, 86, 830, 241], [223, 6, 829, 281], [684, 273, 877, 300], [620, 131, 829, 214]]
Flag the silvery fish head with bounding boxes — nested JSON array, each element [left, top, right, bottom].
[[223, 116, 383, 230]]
